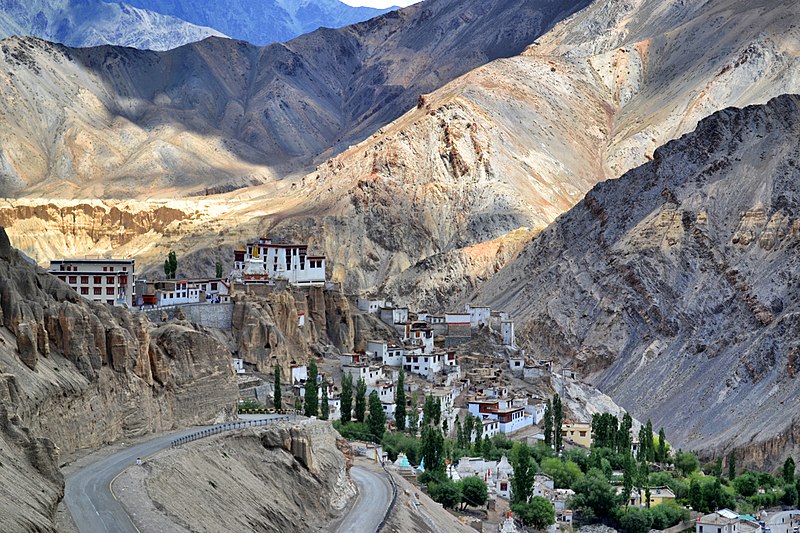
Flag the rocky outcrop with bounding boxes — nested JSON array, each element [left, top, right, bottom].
[[138, 420, 356, 532], [474, 95, 800, 469], [232, 285, 354, 375], [0, 227, 239, 530]]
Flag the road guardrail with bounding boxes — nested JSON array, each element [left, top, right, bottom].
[[170, 415, 292, 448]]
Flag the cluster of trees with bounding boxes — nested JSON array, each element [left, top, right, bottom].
[[335, 369, 389, 442], [427, 476, 489, 510], [543, 394, 563, 452], [163, 251, 178, 279]]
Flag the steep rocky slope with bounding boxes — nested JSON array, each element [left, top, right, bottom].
[[474, 95, 800, 467], [117, 0, 393, 45], [0, 227, 239, 530], [116, 421, 355, 532], [0, 0, 224, 50], [0, 0, 587, 198]]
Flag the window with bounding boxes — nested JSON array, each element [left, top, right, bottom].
[[81, 276, 89, 284], [109, 266, 114, 272], [107, 276, 114, 284], [69, 276, 77, 284], [210, 282, 217, 290], [122, 266, 127, 271], [58, 276, 66, 282], [580, 431, 587, 437], [106, 287, 114, 295], [94, 276, 101, 284], [80, 287, 88, 295], [94, 287, 101, 295], [103, 266, 107, 272], [107, 299, 114, 304]]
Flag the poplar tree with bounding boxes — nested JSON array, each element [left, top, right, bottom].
[[728, 451, 736, 479], [320, 394, 329, 420], [645, 420, 655, 462], [304, 360, 319, 417], [544, 399, 553, 448], [395, 369, 406, 431], [340, 373, 352, 423], [367, 390, 386, 442], [657, 428, 667, 463], [553, 394, 563, 453], [512, 444, 535, 504], [273, 366, 282, 410], [355, 377, 367, 423]]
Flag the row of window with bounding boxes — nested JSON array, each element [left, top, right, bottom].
[[80, 287, 117, 295], [59, 265, 127, 272], [60, 276, 120, 285]]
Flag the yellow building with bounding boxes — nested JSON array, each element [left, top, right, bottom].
[[640, 486, 676, 507], [561, 420, 592, 448]]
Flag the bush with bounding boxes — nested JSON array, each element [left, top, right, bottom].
[[619, 507, 653, 533], [650, 501, 689, 530], [332, 421, 370, 441], [541, 457, 583, 489], [512, 496, 555, 529], [459, 476, 488, 508], [382, 431, 421, 464], [429, 480, 462, 509], [733, 473, 759, 497]]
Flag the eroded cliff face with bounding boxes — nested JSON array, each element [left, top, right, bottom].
[[137, 420, 355, 532], [475, 95, 800, 469], [232, 285, 354, 375], [0, 227, 239, 531]]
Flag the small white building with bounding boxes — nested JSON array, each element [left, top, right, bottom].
[[465, 304, 492, 329], [403, 321, 435, 354], [696, 509, 760, 533], [232, 358, 246, 374], [509, 357, 525, 375], [291, 365, 308, 384], [368, 381, 395, 404], [501, 320, 515, 347], [342, 364, 384, 386], [357, 297, 385, 313], [402, 352, 457, 380], [380, 307, 409, 326]]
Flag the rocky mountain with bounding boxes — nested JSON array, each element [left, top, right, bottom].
[[1, 0, 798, 306], [116, 0, 394, 45], [473, 94, 800, 467], [0, 226, 239, 531], [0, 0, 585, 198], [0, 0, 225, 50]]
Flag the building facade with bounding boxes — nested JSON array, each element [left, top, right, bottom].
[[49, 259, 135, 307], [232, 237, 326, 286]]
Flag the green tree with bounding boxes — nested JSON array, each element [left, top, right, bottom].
[[512, 497, 555, 529], [367, 390, 386, 441], [623, 454, 637, 508], [304, 360, 319, 417], [421, 425, 445, 474], [620, 507, 654, 533], [674, 451, 699, 477], [781, 483, 798, 507], [320, 393, 329, 420], [570, 468, 617, 521], [511, 443, 535, 505], [656, 428, 667, 463], [638, 425, 649, 462], [784, 457, 796, 484], [355, 377, 367, 423], [273, 366, 282, 410], [429, 480, 461, 509], [541, 457, 583, 489], [407, 393, 418, 435], [215, 261, 223, 278], [460, 476, 488, 509], [340, 373, 353, 423], [650, 501, 689, 530], [617, 413, 633, 454], [164, 250, 177, 279], [553, 394, 563, 453], [733, 473, 758, 497], [689, 478, 703, 512], [544, 399, 553, 448], [645, 420, 655, 462], [395, 369, 406, 431], [728, 451, 736, 479]]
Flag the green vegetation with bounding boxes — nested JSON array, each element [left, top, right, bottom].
[[273, 366, 281, 410], [354, 378, 367, 423], [367, 390, 385, 441], [395, 369, 406, 431], [215, 261, 224, 278], [319, 394, 329, 420], [340, 373, 352, 423], [303, 360, 318, 417], [163, 250, 177, 279], [512, 496, 555, 529]]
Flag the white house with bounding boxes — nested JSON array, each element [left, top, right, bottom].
[[501, 320, 515, 347], [49, 258, 135, 307], [291, 365, 308, 384], [403, 321, 435, 354], [342, 364, 384, 386], [357, 297, 385, 313], [509, 357, 525, 376], [468, 398, 533, 435], [232, 358, 246, 374], [465, 304, 492, 329], [368, 381, 395, 404], [402, 352, 457, 380], [696, 510, 759, 533], [232, 237, 326, 287], [380, 307, 409, 326]]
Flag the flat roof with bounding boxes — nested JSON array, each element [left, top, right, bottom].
[[50, 258, 134, 264]]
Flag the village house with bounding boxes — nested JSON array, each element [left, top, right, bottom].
[[449, 455, 514, 500], [290, 364, 308, 385], [418, 312, 448, 335], [402, 321, 435, 354], [500, 320, 515, 347], [342, 363, 384, 386], [356, 297, 386, 313], [339, 352, 370, 366], [465, 304, 492, 329], [232, 358, 246, 374], [468, 397, 534, 435], [562, 420, 592, 448], [380, 306, 409, 327], [367, 381, 395, 404], [639, 486, 676, 507], [402, 351, 457, 380], [445, 311, 472, 347], [232, 236, 326, 287], [696, 509, 761, 533], [137, 278, 231, 308], [49, 258, 135, 307]]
